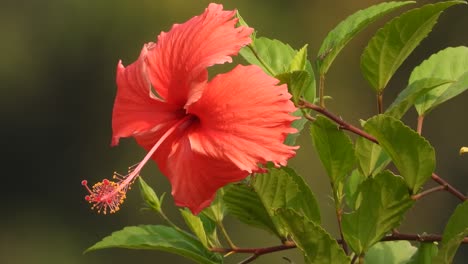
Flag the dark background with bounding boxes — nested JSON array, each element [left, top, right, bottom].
[[1, 0, 467, 263]]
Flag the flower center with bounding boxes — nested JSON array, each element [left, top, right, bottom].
[[82, 115, 193, 214]]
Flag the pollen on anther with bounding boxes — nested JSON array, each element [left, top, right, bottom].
[[81, 178, 128, 215]]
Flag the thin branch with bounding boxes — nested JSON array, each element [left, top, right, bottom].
[[411, 185, 447, 200], [417, 115, 424, 135], [382, 232, 468, 243], [431, 173, 467, 202], [299, 99, 378, 144], [300, 99, 467, 202], [218, 221, 238, 249]]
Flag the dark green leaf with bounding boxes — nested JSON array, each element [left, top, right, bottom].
[[364, 114, 436, 193], [365, 241, 417, 264], [86, 225, 223, 264], [360, 1, 464, 92], [310, 115, 357, 185], [344, 170, 366, 210], [433, 201, 468, 264], [138, 177, 163, 212], [342, 171, 414, 254], [277, 70, 316, 105], [223, 184, 279, 237], [276, 208, 349, 264], [408, 243, 438, 264], [386, 78, 452, 119], [411, 46, 468, 115], [355, 137, 391, 177], [284, 110, 308, 146], [239, 37, 296, 76], [317, 1, 415, 75]]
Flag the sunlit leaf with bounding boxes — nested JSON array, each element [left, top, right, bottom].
[[355, 137, 391, 177], [364, 114, 435, 193], [276, 208, 349, 264], [86, 225, 223, 264], [342, 171, 414, 254], [317, 1, 415, 75], [411, 46, 468, 115], [310, 115, 356, 185], [386, 78, 452, 119], [360, 1, 464, 92], [365, 241, 417, 264], [240, 37, 296, 76], [433, 201, 468, 264], [181, 209, 209, 248]]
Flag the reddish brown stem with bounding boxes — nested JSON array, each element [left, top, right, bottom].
[[299, 99, 378, 144], [432, 173, 467, 201], [412, 185, 447, 200], [377, 93, 384, 114], [417, 115, 424, 135], [300, 99, 467, 201]]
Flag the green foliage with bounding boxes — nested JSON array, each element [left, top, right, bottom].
[[317, 1, 415, 75], [344, 170, 366, 210], [365, 241, 417, 264], [223, 184, 279, 237], [364, 114, 436, 193], [408, 243, 438, 264], [386, 78, 452, 119], [86, 225, 223, 264], [181, 209, 220, 248], [433, 201, 468, 263], [310, 115, 356, 186], [276, 208, 349, 264], [355, 137, 391, 177], [138, 177, 164, 212], [224, 167, 320, 239], [410, 46, 468, 115], [360, 1, 464, 92], [342, 171, 414, 254]]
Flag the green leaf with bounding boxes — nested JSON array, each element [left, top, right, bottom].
[[317, 1, 415, 75], [433, 201, 468, 264], [386, 78, 452, 119], [365, 241, 417, 264], [276, 208, 349, 264], [138, 177, 163, 212], [277, 70, 316, 105], [408, 243, 438, 264], [310, 115, 357, 185], [235, 11, 256, 42], [364, 114, 436, 193], [181, 209, 209, 248], [254, 167, 321, 224], [344, 170, 366, 210], [411, 46, 468, 115], [201, 189, 226, 223], [223, 184, 279, 237], [360, 1, 464, 92], [240, 37, 296, 76], [342, 171, 414, 254], [224, 167, 321, 239], [86, 225, 223, 264], [355, 137, 391, 177], [289, 44, 309, 72], [284, 109, 308, 146]]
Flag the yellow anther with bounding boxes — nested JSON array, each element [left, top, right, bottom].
[[460, 147, 468, 155]]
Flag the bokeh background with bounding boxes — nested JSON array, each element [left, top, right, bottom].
[[1, 0, 467, 263]]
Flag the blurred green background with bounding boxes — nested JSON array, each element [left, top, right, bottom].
[[1, 0, 467, 263]]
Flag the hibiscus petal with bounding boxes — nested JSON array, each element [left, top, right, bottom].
[[187, 65, 299, 173], [139, 128, 248, 215], [112, 46, 184, 146], [145, 3, 253, 107]]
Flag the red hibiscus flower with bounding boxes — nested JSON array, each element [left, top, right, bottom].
[[82, 3, 298, 215]]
